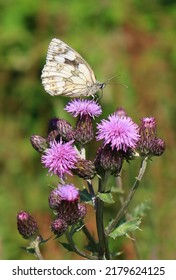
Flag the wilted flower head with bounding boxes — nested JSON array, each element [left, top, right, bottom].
[[41, 139, 78, 178], [65, 99, 102, 118], [17, 211, 38, 240], [97, 114, 140, 152]]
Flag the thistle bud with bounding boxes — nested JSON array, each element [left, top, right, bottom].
[[30, 135, 48, 153], [151, 138, 166, 156], [48, 188, 62, 210], [137, 117, 165, 157], [51, 218, 68, 237], [56, 119, 75, 142], [115, 107, 127, 117], [73, 158, 96, 179], [77, 203, 87, 220], [17, 211, 38, 240], [94, 144, 123, 176]]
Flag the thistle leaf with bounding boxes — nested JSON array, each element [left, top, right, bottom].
[[109, 218, 141, 239], [79, 189, 92, 204], [59, 242, 73, 252], [98, 192, 115, 204]]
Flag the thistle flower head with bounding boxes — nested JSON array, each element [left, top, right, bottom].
[[97, 114, 140, 152], [65, 99, 102, 118], [57, 184, 79, 202], [49, 184, 86, 226], [41, 139, 78, 178]]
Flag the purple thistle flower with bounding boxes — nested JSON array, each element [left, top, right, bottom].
[[96, 114, 140, 152], [41, 139, 78, 178], [65, 99, 102, 118], [57, 184, 79, 202]]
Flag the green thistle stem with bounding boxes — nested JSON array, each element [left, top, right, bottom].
[[105, 157, 148, 237], [65, 229, 97, 260], [30, 236, 44, 260], [96, 173, 111, 259]]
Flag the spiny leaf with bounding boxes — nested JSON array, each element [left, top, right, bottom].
[[109, 218, 141, 239], [98, 192, 115, 204]]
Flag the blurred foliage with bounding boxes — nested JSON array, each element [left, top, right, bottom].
[[0, 0, 176, 260]]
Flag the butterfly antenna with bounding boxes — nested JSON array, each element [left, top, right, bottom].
[[104, 75, 128, 89], [104, 74, 120, 83]]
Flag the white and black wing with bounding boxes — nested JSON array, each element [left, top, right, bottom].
[[41, 38, 103, 97]]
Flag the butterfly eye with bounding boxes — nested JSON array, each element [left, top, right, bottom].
[[100, 83, 106, 89]]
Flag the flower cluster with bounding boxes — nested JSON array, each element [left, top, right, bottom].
[[27, 99, 165, 241], [30, 100, 166, 180]]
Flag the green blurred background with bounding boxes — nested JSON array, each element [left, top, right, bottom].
[[0, 0, 176, 260]]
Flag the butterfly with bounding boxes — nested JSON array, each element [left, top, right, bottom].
[[41, 38, 105, 98]]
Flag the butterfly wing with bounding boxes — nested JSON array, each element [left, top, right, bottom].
[[41, 38, 98, 97]]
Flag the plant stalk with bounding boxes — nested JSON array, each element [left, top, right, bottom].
[[65, 230, 97, 260], [96, 174, 111, 259], [105, 157, 148, 237]]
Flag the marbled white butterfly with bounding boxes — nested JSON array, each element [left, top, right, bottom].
[[41, 38, 105, 97]]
